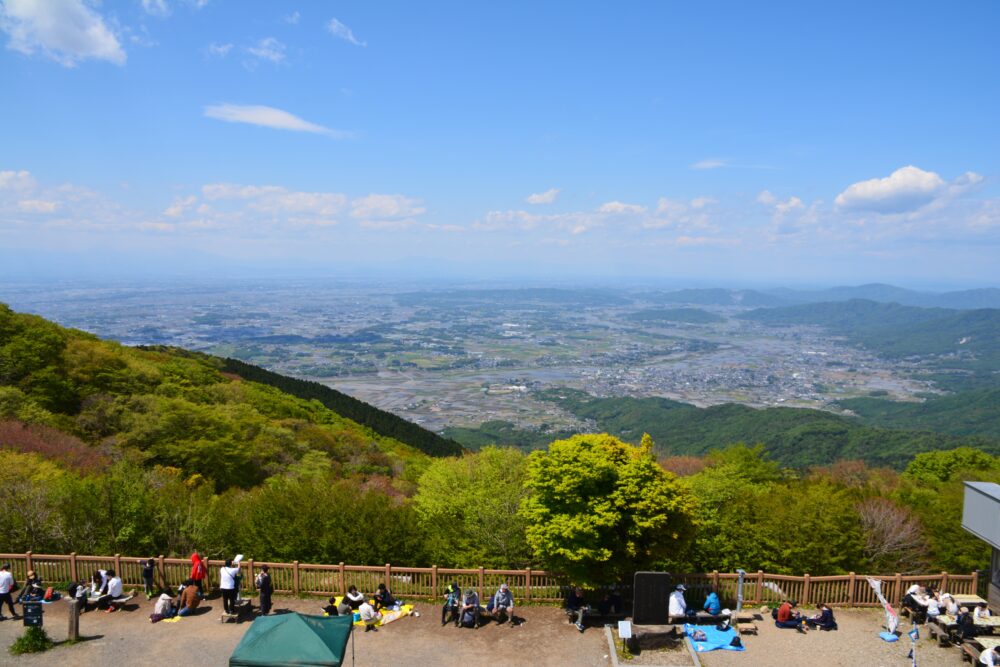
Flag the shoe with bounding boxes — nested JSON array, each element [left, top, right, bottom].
[[577, 623, 585, 633]]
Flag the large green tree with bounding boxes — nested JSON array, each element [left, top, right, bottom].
[[519, 433, 695, 585]]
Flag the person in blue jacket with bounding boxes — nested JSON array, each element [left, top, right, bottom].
[[703, 588, 721, 615]]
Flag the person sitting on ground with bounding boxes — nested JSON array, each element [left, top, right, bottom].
[[177, 580, 201, 617], [566, 587, 590, 632], [492, 582, 515, 625], [373, 583, 397, 612], [153, 591, 176, 619], [981, 646, 1000, 667], [345, 585, 365, 610], [976, 601, 993, 620], [775, 599, 806, 632], [442, 582, 461, 626], [703, 587, 721, 616], [805, 602, 837, 631], [599, 587, 623, 616], [669, 584, 692, 620], [459, 588, 480, 628], [359, 600, 380, 632], [17, 570, 44, 603], [98, 569, 124, 612]]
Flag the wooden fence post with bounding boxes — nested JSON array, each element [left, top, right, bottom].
[[158, 555, 166, 591], [755, 571, 764, 604], [892, 573, 903, 608], [114, 553, 122, 578], [431, 565, 438, 600], [479, 567, 485, 598], [385, 563, 392, 588], [712, 570, 720, 593], [803, 574, 811, 606], [25, 551, 33, 573], [293, 561, 300, 596], [248, 560, 255, 594], [940, 571, 949, 592], [339, 562, 345, 595], [847, 573, 856, 606], [526, 568, 532, 602], [69, 552, 78, 583], [972, 570, 979, 596]]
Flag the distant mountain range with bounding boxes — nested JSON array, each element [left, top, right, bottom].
[[644, 283, 1000, 310]]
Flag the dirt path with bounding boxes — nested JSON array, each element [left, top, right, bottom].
[[0, 595, 611, 667]]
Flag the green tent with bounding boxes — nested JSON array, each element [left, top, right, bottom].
[[229, 612, 353, 667]]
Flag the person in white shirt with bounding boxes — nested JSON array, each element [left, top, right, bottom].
[[941, 593, 959, 616], [220, 559, 241, 615], [668, 584, 689, 619], [980, 646, 999, 667], [359, 601, 380, 632], [0, 563, 18, 620], [344, 586, 366, 610], [926, 594, 941, 621], [98, 569, 124, 612], [975, 602, 993, 620]]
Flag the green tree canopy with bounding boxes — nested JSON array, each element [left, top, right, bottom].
[[519, 433, 695, 585]]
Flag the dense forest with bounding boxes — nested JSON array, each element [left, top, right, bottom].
[[1, 304, 997, 582]]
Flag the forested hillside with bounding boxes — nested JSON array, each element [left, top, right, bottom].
[[446, 389, 1000, 469]]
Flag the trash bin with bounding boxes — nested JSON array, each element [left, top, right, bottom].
[[23, 601, 43, 627]]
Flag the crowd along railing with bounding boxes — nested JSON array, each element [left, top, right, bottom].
[[0, 551, 977, 608]]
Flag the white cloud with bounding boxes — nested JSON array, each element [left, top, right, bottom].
[[284, 11, 300, 25], [163, 195, 197, 217], [756, 190, 777, 206], [202, 183, 348, 218], [245, 37, 286, 64], [142, 0, 170, 18], [0, 170, 36, 191], [690, 158, 728, 170], [525, 188, 560, 205], [598, 201, 647, 215], [204, 104, 350, 138], [0, 0, 126, 66], [326, 17, 365, 46], [17, 199, 58, 213], [350, 194, 425, 219], [206, 42, 232, 57], [835, 165, 946, 213], [690, 197, 716, 209]]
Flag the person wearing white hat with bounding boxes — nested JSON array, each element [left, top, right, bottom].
[[493, 582, 515, 626], [669, 584, 689, 619]]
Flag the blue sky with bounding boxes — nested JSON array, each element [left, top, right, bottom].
[[1, 1, 998, 287]]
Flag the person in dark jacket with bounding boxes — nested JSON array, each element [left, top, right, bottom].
[[566, 587, 590, 632], [373, 583, 396, 612], [255, 565, 273, 615], [805, 602, 837, 630], [442, 582, 461, 626]]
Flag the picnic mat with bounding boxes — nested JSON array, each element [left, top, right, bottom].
[[684, 623, 746, 652], [323, 596, 414, 627]]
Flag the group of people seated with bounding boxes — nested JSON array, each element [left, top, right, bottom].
[[15, 570, 56, 603], [772, 599, 837, 632], [147, 579, 204, 621], [668, 583, 724, 620], [66, 568, 127, 613], [902, 582, 992, 635], [440, 582, 517, 628], [322, 583, 405, 632]]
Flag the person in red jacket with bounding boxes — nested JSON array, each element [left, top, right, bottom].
[[190, 552, 207, 596], [775, 599, 806, 632]]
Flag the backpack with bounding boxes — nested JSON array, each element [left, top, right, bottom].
[[255, 573, 265, 589]]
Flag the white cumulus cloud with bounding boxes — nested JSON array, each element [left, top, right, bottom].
[[835, 165, 946, 213], [526, 188, 560, 205], [0, 169, 36, 191], [326, 18, 365, 46], [0, 0, 126, 66], [204, 104, 350, 138], [598, 201, 647, 215], [350, 194, 425, 219]]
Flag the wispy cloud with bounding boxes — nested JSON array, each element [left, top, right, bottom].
[[690, 158, 728, 170], [350, 194, 425, 219], [141, 0, 171, 18], [204, 104, 351, 138], [206, 42, 233, 57], [326, 18, 366, 46], [284, 11, 301, 25], [525, 188, 560, 205], [245, 37, 286, 64], [0, 0, 126, 67]]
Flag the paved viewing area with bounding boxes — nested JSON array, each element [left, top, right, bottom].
[[0, 593, 975, 667]]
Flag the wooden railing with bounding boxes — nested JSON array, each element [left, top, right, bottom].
[[0, 551, 977, 608]]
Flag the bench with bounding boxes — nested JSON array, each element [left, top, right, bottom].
[[737, 622, 758, 635], [961, 643, 980, 663], [221, 599, 254, 623]]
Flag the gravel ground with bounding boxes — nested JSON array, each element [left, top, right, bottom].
[[0, 594, 611, 667]]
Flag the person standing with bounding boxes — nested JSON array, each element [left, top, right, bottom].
[[139, 558, 156, 599], [190, 552, 207, 596], [220, 559, 240, 615], [0, 564, 18, 620], [255, 565, 273, 616]]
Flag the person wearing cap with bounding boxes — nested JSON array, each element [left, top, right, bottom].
[[668, 584, 691, 620], [493, 582, 515, 625], [0, 563, 18, 620], [17, 569, 44, 603], [459, 588, 480, 628]]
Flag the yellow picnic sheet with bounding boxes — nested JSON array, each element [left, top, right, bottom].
[[322, 596, 413, 627], [161, 616, 181, 623]]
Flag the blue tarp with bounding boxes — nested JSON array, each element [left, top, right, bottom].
[[684, 623, 746, 652]]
